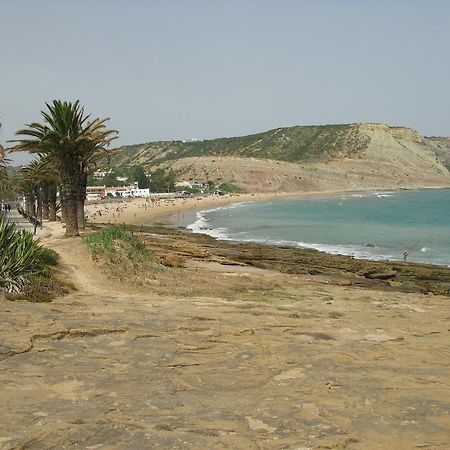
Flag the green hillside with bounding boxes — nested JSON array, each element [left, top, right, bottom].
[[109, 124, 371, 168]]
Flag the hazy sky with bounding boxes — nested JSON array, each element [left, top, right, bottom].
[[2, 0, 450, 164]]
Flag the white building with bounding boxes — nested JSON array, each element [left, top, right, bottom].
[[93, 170, 112, 179], [104, 186, 133, 198], [131, 188, 151, 198], [175, 181, 205, 189]]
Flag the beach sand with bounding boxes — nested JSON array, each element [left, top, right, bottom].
[[86, 189, 361, 228]]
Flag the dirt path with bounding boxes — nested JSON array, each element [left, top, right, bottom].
[[1, 225, 449, 449]]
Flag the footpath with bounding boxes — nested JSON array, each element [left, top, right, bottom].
[[2, 208, 46, 235]]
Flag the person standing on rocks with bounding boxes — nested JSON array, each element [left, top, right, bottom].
[[403, 249, 409, 262]]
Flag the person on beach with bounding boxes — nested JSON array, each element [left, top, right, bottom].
[[403, 250, 409, 262]]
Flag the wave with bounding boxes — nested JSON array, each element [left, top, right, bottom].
[[187, 210, 398, 261], [340, 191, 394, 200], [185, 192, 450, 267], [186, 202, 249, 239]]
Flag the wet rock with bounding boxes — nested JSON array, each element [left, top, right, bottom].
[[364, 271, 398, 280]]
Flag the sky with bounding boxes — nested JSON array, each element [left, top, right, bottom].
[[1, 0, 450, 164]]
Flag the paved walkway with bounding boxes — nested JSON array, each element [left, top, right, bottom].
[[1, 209, 44, 235]]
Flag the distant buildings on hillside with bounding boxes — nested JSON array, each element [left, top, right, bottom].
[[93, 170, 112, 179], [174, 181, 205, 190], [86, 183, 150, 200], [86, 182, 184, 201], [86, 179, 211, 201]]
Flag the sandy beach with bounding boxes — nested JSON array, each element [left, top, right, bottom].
[[86, 189, 380, 228], [86, 193, 260, 227]]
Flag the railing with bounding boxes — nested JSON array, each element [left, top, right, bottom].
[[17, 206, 42, 234]]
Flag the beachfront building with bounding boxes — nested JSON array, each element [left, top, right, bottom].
[[86, 185, 106, 201], [105, 186, 133, 198], [130, 188, 151, 197], [88, 182, 146, 199]]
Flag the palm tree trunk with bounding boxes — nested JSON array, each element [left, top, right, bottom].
[[36, 189, 43, 223], [25, 196, 31, 216], [59, 188, 67, 223], [64, 193, 79, 237], [76, 172, 88, 230], [77, 199, 85, 230], [26, 193, 36, 217], [42, 184, 50, 220], [48, 183, 57, 221]]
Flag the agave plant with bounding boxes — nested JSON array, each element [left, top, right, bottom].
[[0, 217, 44, 293]]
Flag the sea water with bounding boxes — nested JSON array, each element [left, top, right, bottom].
[[187, 189, 450, 266]]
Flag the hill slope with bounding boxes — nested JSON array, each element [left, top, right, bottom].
[[110, 123, 450, 192]]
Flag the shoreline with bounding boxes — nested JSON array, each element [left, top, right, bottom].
[[87, 187, 407, 228], [86, 187, 450, 268]]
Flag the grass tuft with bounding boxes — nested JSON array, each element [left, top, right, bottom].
[[83, 225, 153, 264]]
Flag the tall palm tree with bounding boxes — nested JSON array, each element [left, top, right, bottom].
[[76, 118, 117, 229], [16, 169, 38, 217], [0, 144, 6, 183], [19, 158, 59, 221], [0, 145, 7, 205], [10, 100, 117, 236], [0, 122, 4, 177]]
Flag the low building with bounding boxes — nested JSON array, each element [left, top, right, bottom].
[[93, 170, 112, 179], [175, 181, 205, 189], [131, 188, 151, 197], [104, 186, 132, 198], [86, 185, 106, 200]]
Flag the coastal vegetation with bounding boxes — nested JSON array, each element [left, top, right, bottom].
[[0, 217, 66, 300], [83, 225, 159, 284], [108, 124, 369, 167], [109, 123, 450, 169], [83, 225, 151, 263]]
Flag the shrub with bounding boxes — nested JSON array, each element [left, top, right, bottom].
[[83, 225, 152, 264], [5, 275, 69, 302], [218, 182, 241, 193], [0, 217, 44, 293], [38, 248, 59, 266]]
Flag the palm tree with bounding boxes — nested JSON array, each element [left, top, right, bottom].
[[10, 100, 117, 236], [19, 158, 59, 222], [0, 144, 6, 183], [16, 170, 38, 217], [0, 144, 10, 204], [76, 118, 117, 229]]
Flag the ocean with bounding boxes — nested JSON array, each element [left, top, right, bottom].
[[186, 189, 450, 266]]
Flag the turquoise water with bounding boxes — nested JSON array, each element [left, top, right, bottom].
[[187, 189, 450, 266]]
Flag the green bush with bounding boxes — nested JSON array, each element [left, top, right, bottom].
[[83, 225, 151, 264], [38, 248, 59, 266], [0, 217, 45, 293], [218, 182, 241, 193], [5, 274, 69, 303]]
